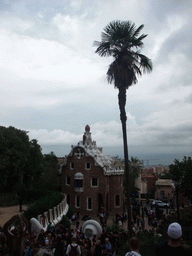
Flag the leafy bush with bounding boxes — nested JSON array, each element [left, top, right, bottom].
[[116, 236, 129, 256], [137, 232, 164, 256], [23, 191, 63, 222], [66, 205, 74, 219], [0, 188, 58, 207], [105, 223, 120, 233], [61, 215, 71, 228], [23, 188, 52, 202]]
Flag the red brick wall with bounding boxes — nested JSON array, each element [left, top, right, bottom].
[[108, 175, 124, 215], [61, 146, 124, 216]]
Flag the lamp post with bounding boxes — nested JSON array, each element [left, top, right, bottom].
[[174, 180, 180, 223], [165, 195, 168, 214]]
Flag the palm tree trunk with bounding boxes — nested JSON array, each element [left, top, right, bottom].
[[118, 87, 132, 237]]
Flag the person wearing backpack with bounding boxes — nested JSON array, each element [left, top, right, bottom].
[[66, 236, 81, 256]]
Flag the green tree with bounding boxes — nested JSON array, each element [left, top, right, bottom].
[[94, 20, 152, 235], [169, 156, 192, 199], [123, 157, 142, 199], [159, 172, 172, 179], [129, 157, 142, 196], [0, 126, 44, 192], [23, 139, 44, 187], [0, 126, 30, 191], [41, 151, 60, 191]]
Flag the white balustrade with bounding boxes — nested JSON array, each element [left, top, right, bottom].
[[30, 194, 68, 232]]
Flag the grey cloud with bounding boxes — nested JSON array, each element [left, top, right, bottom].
[[148, 123, 192, 147], [147, 1, 192, 23], [186, 93, 192, 103]]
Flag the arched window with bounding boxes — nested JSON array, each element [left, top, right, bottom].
[[70, 162, 74, 170], [87, 198, 92, 210], [115, 195, 120, 207], [85, 162, 91, 170], [74, 172, 83, 192], [75, 195, 80, 208], [91, 178, 98, 187], [66, 176, 70, 185]]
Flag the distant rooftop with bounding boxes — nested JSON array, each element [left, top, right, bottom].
[[156, 179, 174, 186]]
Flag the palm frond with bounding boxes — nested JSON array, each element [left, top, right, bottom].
[[94, 41, 111, 57], [132, 24, 144, 37], [138, 53, 153, 73], [132, 64, 142, 76], [94, 20, 152, 87], [137, 33, 148, 42]]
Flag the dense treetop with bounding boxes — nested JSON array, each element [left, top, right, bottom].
[[0, 126, 60, 193]]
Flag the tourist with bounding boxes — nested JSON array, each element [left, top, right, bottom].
[[118, 219, 122, 229], [104, 238, 112, 256], [37, 229, 46, 247], [24, 241, 34, 256], [140, 218, 145, 231], [100, 212, 104, 225], [94, 240, 102, 256], [155, 222, 192, 256], [66, 236, 81, 256], [72, 214, 76, 224], [76, 220, 80, 229], [136, 215, 140, 230], [53, 234, 64, 256], [125, 237, 141, 256]]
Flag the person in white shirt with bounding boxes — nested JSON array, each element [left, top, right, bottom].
[[125, 237, 141, 256], [66, 236, 81, 256]]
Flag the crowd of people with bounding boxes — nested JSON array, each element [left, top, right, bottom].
[[21, 221, 128, 256], [131, 200, 167, 233], [1, 201, 192, 256], [21, 220, 192, 256]]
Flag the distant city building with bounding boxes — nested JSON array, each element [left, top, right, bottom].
[[142, 166, 169, 176], [61, 125, 124, 216], [155, 179, 174, 200]]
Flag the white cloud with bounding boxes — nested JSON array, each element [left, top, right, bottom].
[[0, 16, 34, 33], [0, 29, 104, 84], [29, 129, 82, 144], [52, 14, 79, 34]]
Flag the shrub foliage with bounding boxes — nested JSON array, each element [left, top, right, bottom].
[[23, 191, 63, 222]]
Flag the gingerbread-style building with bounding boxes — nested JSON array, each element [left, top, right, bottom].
[[61, 125, 124, 216]]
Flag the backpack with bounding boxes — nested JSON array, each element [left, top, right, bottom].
[[70, 244, 78, 256]]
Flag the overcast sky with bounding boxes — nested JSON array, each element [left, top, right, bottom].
[[1, 0, 192, 165]]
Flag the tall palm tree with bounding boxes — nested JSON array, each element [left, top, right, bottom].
[[94, 20, 152, 236], [130, 157, 142, 176], [123, 157, 142, 202], [129, 157, 142, 199]]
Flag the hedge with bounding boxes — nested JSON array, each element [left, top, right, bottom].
[[23, 191, 63, 222]]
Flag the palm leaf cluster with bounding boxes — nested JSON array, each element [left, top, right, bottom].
[[94, 20, 152, 89]]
